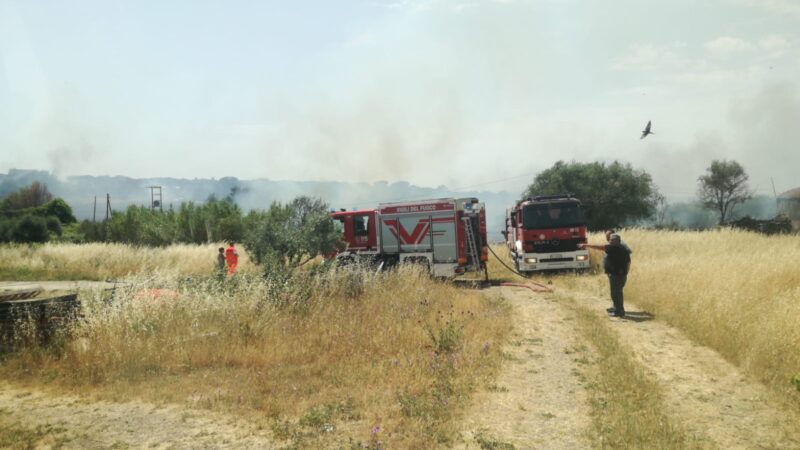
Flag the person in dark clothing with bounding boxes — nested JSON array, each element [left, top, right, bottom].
[[216, 247, 226, 279], [602, 229, 632, 273], [580, 234, 631, 317]]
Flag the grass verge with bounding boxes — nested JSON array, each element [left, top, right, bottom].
[[0, 415, 70, 449]]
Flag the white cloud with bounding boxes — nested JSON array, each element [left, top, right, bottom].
[[705, 36, 754, 56], [759, 34, 790, 56], [611, 43, 688, 70], [737, 0, 800, 19]]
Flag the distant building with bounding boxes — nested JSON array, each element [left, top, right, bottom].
[[777, 187, 800, 231]]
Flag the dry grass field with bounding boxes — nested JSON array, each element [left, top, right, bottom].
[[566, 229, 800, 405], [486, 229, 799, 405], [2, 230, 799, 448], [0, 265, 511, 448], [483, 230, 800, 448], [0, 242, 259, 280]]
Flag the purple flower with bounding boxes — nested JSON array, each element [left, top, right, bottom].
[[372, 425, 381, 434]]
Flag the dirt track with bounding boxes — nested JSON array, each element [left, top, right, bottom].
[[568, 289, 800, 450], [0, 281, 121, 292], [0, 386, 276, 449], [454, 285, 800, 449], [456, 287, 592, 449]]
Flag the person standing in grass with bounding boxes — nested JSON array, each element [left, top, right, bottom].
[[581, 234, 631, 317], [216, 247, 226, 278], [602, 229, 632, 273], [225, 242, 239, 276]]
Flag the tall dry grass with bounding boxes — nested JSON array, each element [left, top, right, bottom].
[[578, 229, 800, 403], [1, 266, 511, 448], [0, 242, 258, 280]]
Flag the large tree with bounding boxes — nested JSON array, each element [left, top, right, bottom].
[[1, 182, 53, 210], [243, 196, 340, 270], [697, 159, 753, 225], [523, 161, 659, 231]]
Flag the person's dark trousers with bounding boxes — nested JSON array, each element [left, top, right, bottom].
[[608, 273, 627, 316]]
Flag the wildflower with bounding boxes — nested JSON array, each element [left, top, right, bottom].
[[371, 425, 380, 434]]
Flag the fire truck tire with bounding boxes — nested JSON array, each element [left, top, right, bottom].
[[335, 254, 355, 267]]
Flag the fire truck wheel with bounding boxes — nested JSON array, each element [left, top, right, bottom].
[[336, 255, 355, 267]]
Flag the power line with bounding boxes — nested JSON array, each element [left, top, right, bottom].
[[347, 172, 538, 208], [448, 173, 537, 192]]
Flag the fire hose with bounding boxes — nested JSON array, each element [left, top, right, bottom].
[[486, 245, 552, 293]]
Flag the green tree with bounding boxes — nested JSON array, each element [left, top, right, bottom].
[[174, 197, 244, 244], [244, 196, 340, 270], [11, 215, 49, 243], [697, 160, 753, 225], [1, 181, 53, 209], [45, 216, 63, 236], [523, 161, 659, 230], [43, 198, 76, 224], [103, 206, 176, 246]]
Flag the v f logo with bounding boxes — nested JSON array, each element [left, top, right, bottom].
[[385, 220, 430, 245]]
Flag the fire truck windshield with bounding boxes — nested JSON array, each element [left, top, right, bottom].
[[522, 203, 585, 229]]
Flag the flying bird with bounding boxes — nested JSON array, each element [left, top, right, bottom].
[[640, 120, 654, 139]]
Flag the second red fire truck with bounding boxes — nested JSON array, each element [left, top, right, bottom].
[[504, 194, 590, 273], [329, 198, 489, 278]]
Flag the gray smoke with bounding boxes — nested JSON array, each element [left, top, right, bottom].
[[729, 81, 800, 195], [47, 141, 95, 178]]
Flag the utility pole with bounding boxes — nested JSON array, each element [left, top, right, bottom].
[[146, 186, 163, 212], [105, 194, 112, 221]]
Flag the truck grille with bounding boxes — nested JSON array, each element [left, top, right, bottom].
[[539, 257, 573, 263], [527, 238, 582, 253]]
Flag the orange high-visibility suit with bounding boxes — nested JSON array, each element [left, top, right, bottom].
[[225, 244, 239, 276]]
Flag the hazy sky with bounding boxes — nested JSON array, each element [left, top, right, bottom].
[[1, 0, 798, 199]]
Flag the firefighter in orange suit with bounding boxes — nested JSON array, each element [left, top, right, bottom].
[[225, 242, 239, 276]]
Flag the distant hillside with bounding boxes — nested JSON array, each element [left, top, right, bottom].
[[0, 169, 519, 241]]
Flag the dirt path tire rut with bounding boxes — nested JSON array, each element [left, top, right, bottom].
[[568, 289, 800, 450], [456, 286, 593, 449]]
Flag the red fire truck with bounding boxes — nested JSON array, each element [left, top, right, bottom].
[[329, 198, 489, 277], [504, 194, 590, 273]]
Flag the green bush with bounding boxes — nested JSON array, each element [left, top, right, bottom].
[[45, 216, 63, 236], [10, 215, 49, 243], [43, 198, 76, 224], [0, 218, 14, 242], [243, 197, 340, 271]]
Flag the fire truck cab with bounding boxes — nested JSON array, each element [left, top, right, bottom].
[[505, 194, 590, 273], [330, 198, 488, 278]]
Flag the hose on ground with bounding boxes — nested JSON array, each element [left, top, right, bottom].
[[486, 245, 552, 292], [486, 244, 527, 278]]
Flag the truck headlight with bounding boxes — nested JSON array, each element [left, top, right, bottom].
[[524, 257, 537, 264], [576, 255, 588, 261]]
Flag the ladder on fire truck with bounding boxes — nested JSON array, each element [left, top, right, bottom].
[[462, 217, 481, 272]]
